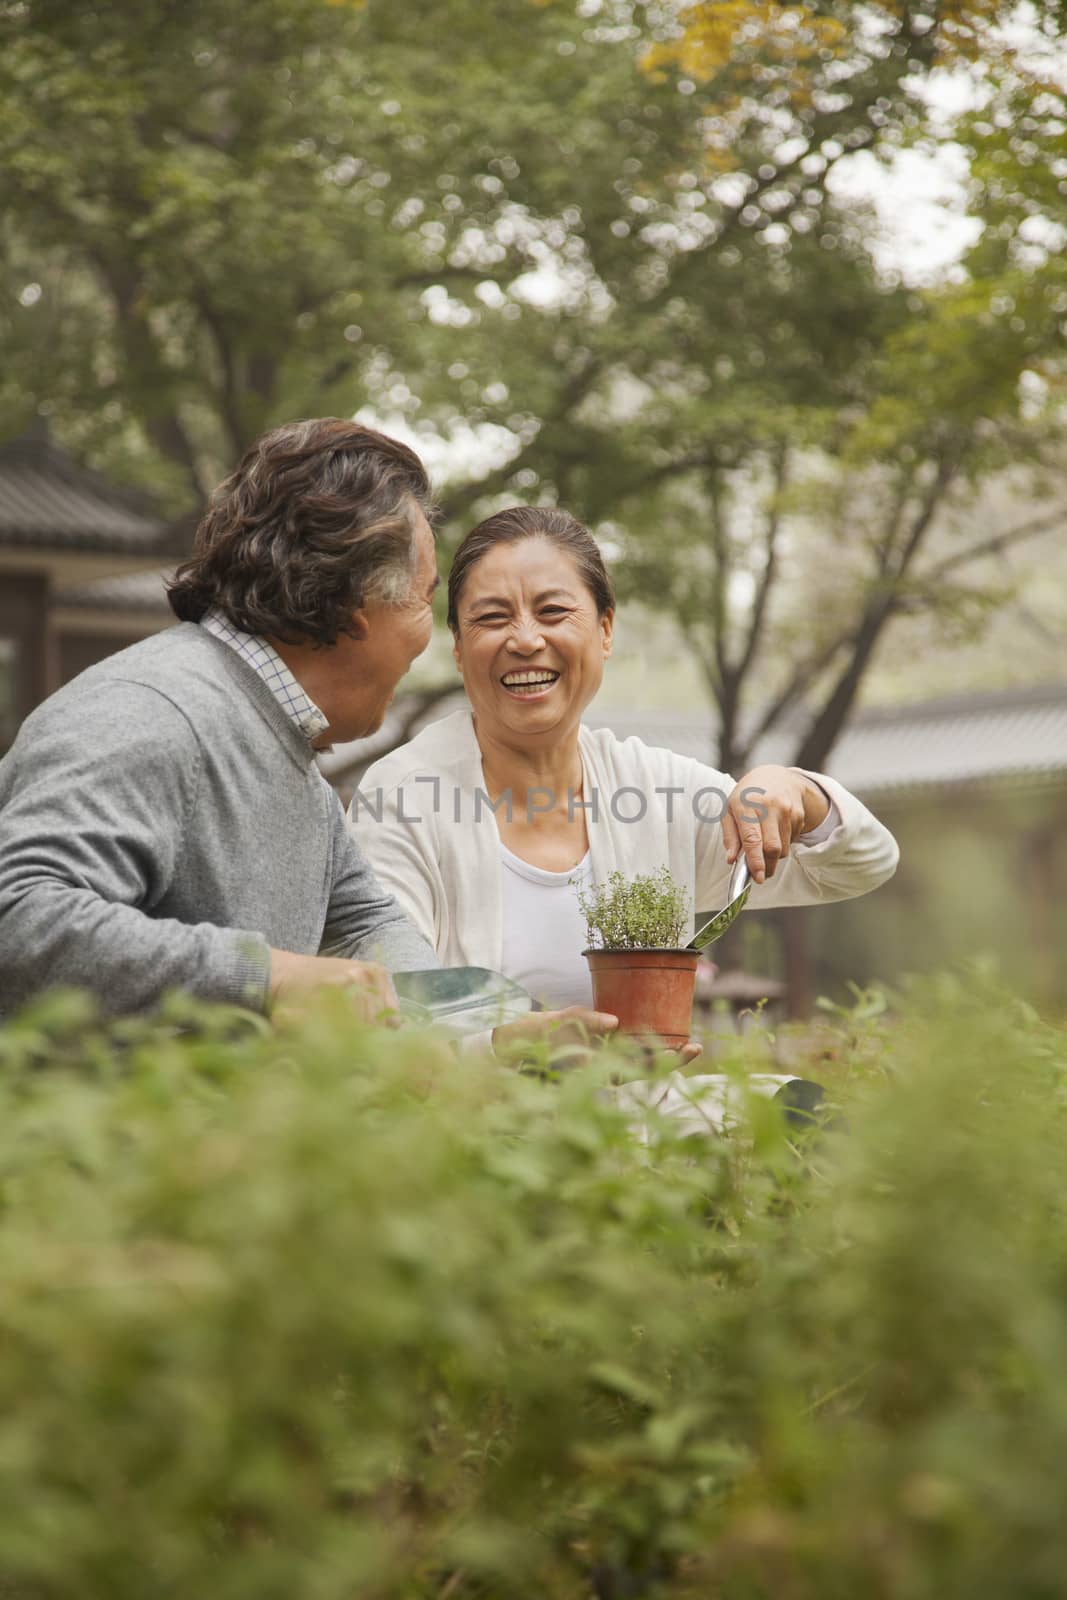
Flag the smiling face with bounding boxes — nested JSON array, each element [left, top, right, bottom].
[[451, 535, 613, 747]]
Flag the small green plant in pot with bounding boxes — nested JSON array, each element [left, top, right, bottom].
[[577, 867, 698, 1047]]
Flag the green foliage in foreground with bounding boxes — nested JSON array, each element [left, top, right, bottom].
[[578, 867, 692, 952], [0, 981, 1065, 1598]]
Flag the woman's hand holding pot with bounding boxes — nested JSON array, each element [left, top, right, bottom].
[[492, 1010, 703, 1072], [492, 1006, 619, 1067]]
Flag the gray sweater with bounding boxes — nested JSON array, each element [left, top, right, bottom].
[[0, 624, 436, 1017]]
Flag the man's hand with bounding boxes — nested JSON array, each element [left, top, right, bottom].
[[268, 948, 399, 1024], [723, 765, 831, 885]]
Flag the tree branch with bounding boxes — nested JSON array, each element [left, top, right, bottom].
[[4, 177, 209, 498], [917, 507, 1067, 586], [734, 442, 787, 685], [706, 468, 731, 693], [438, 452, 532, 526], [874, 465, 916, 579], [439, 357, 609, 524], [742, 628, 854, 758], [246, 350, 278, 410], [191, 282, 245, 462], [640, 108, 882, 317], [395, 266, 495, 291], [788, 454, 960, 770], [887, 453, 960, 583], [602, 451, 714, 510], [394, 681, 458, 745]]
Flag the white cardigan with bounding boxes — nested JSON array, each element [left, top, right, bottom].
[[351, 710, 899, 970]]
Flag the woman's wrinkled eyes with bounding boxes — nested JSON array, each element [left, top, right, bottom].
[[471, 606, 571, 625]]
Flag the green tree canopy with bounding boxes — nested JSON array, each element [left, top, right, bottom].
[[2, 0, 1064, 766]]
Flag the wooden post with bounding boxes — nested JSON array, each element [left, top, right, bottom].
[[780, 907, 813, 1020], [0, 572, 55, 733]]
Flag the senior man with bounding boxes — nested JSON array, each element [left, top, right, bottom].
[[0, 417, 441, 1019]]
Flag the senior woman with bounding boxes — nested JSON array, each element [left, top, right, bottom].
[[351, 506, 898, 1058]]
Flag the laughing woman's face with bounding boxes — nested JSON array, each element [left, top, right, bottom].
[[452, 536, 613, 749]]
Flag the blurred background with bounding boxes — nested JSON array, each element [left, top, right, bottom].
[[2, 0, 1065, 1016]]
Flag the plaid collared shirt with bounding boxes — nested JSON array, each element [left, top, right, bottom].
[[200, 608, 331, 748]]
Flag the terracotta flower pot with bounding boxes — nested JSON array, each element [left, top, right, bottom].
[[583, 948, 700, 1049]]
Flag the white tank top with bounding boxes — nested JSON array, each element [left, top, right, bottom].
[[499, 842, 595, 1010]]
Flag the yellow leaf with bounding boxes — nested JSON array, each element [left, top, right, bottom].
[[641, 3, 847, 84]]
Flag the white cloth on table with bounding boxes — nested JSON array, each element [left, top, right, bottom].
[[612, 1071, 797, 1140]]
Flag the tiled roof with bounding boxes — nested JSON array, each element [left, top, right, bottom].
[[0, 435, 173, 554], [589, 684, 1067, 796], [53, 569, 176, 613], [583, 708, 716, 764], [822, 683, 1067, 796]]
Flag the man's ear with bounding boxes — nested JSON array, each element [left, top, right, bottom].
[[348, 608, 371, 642], [600, 607, 615, 657]]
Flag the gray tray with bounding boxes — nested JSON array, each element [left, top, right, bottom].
[[393, 966, 533, 1038]]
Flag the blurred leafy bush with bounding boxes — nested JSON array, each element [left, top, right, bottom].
[[0, 980, 1064, 1598]]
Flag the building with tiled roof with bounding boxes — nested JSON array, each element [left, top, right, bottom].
[[0, 432, 185, 742], [0, 434, 169, 556], [818, 683, 1067, 797]]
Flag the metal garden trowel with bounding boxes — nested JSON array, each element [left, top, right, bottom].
[[392, 965, 534, 1037], [688, 858, 752, 953]]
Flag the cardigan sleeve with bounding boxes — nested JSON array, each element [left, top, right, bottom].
[[320, 787, 438, 970], [688, 755, 900, 912], [345, 770, 441, 951]]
